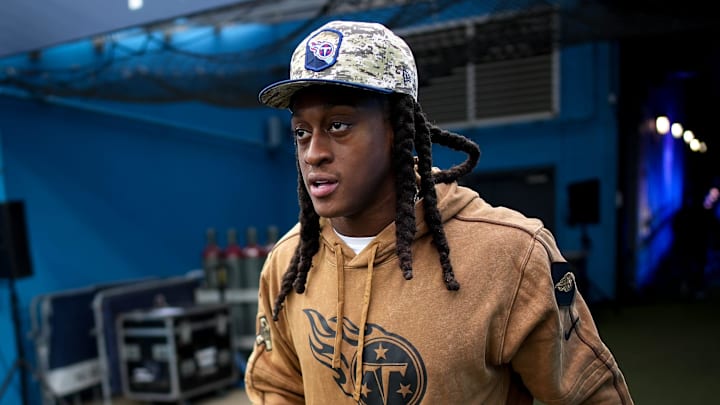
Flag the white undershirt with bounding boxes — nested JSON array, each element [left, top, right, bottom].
[[333, 228, 376, 254]]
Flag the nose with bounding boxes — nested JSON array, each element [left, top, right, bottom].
[[302, 130, 332, 166]]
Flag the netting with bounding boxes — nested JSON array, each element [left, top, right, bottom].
[[0, 0, 715, 106]]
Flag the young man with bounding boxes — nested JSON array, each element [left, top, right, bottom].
[[245, 19, 633, 404]]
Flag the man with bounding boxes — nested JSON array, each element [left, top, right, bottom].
[[245, 19, 633, 404]]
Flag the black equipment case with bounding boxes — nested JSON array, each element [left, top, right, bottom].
[[91, 274, 203, 403], [117, 303, 237, 402], [27, 278, 156, 404]]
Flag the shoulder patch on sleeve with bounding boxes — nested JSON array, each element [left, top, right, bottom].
[[256, 316, 273, 351], [551, 262, 576, 307]]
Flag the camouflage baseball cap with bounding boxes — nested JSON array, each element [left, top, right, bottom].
[[258, 20, 418, 109]]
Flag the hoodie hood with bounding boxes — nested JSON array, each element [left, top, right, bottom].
[[317, 180, 478, 267]]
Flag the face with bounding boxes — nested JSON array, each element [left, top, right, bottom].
[[290, 86, 396, 236]]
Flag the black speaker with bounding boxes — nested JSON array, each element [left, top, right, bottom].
[[0, 200, 34, 279], [567, 178, 600, 225]]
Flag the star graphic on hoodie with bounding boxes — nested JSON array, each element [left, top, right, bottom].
[[374, 343, 388, 360], [397, 383, 413, 398]]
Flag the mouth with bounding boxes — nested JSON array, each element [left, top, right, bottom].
[[307, 177, 339, 198]]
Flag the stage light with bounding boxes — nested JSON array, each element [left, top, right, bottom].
[[655, 116, 670, 134], [671, 122, 683, 138], [129, 0, 143, 11], [689, 138, 700, 151], [683, 129, 694, 144]]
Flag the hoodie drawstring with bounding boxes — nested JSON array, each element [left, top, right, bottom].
[[332, 243, 345, 369], [353, 244, 377, 402]]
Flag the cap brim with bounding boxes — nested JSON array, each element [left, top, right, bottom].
[[258, 78, 394, 109]]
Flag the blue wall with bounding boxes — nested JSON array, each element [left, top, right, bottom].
[[0, 97, 297, 402]]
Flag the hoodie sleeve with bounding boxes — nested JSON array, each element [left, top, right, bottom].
[[501, 233, 634, 405], [244, 248, 305, 404]]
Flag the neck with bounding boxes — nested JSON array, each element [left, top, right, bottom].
[[330, 214, 393, 237]]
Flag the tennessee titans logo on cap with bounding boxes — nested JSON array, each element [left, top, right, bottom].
[[305, 29, 343, 72]]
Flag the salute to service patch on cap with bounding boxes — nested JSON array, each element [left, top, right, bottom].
[[258, 20, 418, 109]]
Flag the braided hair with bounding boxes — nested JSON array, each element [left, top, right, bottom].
[[271, 91, 481, 321]]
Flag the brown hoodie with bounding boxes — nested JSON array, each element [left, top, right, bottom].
[[245, 182, 633, 404]]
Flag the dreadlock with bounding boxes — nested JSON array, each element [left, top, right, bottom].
[[271, 92, 481, 321]]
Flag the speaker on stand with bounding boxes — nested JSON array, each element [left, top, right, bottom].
[[568, 178, 600, 249], [0, 200, 35, 405]]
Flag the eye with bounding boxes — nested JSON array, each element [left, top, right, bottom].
[[294, 127, 311, 140], [328, 121, 351, 133]]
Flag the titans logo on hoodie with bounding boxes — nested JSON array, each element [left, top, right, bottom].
[[304, 309, 427, 405]]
